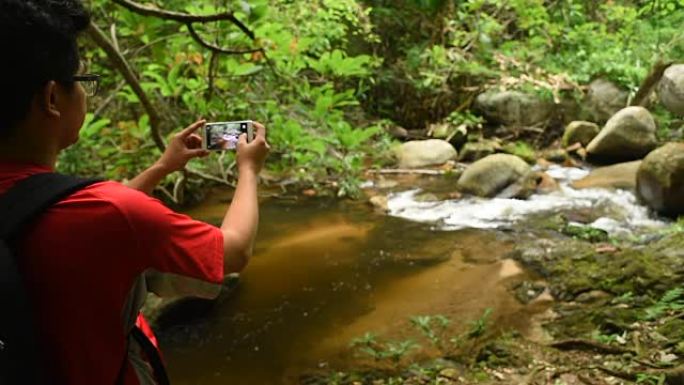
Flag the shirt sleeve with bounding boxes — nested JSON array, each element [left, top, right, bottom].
[[96, 183, 225, 296]]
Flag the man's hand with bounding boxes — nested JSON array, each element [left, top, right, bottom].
[[127, 119, 210, 195], [156, 119, 210, 173], [236, 121, 270, 175]]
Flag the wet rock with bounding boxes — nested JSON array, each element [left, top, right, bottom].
[[513, 281, 547, 304], [369, 195, 389, 212], [414, 192, 439, 202], [537, 172, 561, 194], [458, 139, 502, 162], [496, 171, 541, 200], [438, 368, 460, 381], [395, 139, 458, 168], [586, 106, 657, 161], [585, 79, 628, 123], [375, 179, 399, 190], [562, 121, 600, 147], [428, 122, 467, 147], [636, 142, 684, 217], [571, 160, 642, 190], [474, 90, 553, 127], [456, 154, 532, 197], [658, 64, 684, 116], [543, 149, 570, 163], [386, 124, 409, 140]]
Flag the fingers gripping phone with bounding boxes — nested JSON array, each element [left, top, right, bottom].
[[202, 121, 254, 151]]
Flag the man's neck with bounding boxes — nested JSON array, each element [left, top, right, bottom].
[[0, 139, 59, 168]]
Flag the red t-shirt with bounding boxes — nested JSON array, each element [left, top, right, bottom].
[[0, 162, 225, 385]]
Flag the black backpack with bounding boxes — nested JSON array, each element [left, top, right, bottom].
[[0, 173, 170, 385]]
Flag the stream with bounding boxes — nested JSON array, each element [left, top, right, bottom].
[[157, 166, 668, 384]]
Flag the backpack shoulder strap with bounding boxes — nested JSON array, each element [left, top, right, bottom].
[[0, 173, 100, 385], [0, 173, 100, 240]]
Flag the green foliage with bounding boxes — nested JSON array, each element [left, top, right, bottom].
[[410, 314, 450, 349], [364, 0, 684, 130], [59, 0, 684, 198], [636, 373, 666, 385], [562, 224, 609, 243], [467, 308, 493, 338], [350, 332, 419, 364], [59, 0, 388, 199], [643, 287, 684, 321], [502, 141, 536, 164]]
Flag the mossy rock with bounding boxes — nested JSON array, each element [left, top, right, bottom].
[[456, 154, 531, 197], [587, 106, 657, 161], [636, 142, 684, 217], [562, 121, 600, 147], [509, 233, 684, 301], [458, 139, 502, 162], [502, 141, 536, 164]]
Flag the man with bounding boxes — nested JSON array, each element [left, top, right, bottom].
[[0, 0, 270, 384]]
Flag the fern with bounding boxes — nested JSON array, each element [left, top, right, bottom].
[[644, 288, 684, 320]]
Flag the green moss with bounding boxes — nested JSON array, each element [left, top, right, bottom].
[[562, 224, 609, 243], [502, 141, 536, 164], [658, 319, 684, 343]]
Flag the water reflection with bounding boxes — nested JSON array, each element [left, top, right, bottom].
[[160, 199, 539, 385]]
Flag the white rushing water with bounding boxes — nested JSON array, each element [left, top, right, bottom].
[[385, 166, 668, 236]]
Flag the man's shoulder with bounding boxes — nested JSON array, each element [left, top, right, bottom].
[[63, 181, 168, 221], [72, 180, 148, 205]]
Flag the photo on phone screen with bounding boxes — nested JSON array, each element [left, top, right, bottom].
[[204, 121, 252, 151]]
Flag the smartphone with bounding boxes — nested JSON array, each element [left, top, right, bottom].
[[202, 121, 254, 151]]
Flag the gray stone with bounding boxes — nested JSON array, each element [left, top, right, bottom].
[[395, 139, 458, 168], [585, 79, 628, 123], [474, 90, 553, 127], [586, 106, 657, 160], [386, 124, 409, 139], [496, 171, 542, 200], [636, 142, 684, 217], [458, 139, 502, 162], [456, 154, 532, 197], [562, 121, 600, 147], [658, 64, 684, 116], [571, 161, 642, 190], [543, 149, 569, 163]]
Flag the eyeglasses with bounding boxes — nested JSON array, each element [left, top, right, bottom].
[[73, 74, 100, 97]]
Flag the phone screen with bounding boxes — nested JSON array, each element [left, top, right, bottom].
[[205, 122, 250, 151]]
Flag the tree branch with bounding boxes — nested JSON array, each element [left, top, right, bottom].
[[631, 60, 674, 107], [87, 22, 166, 151], [111, 0, 255, 40], [186, 23, 262, 55]]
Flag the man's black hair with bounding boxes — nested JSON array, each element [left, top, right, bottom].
[[0, 0, 91, 137]]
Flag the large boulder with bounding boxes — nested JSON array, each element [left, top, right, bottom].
[[586, 106, 657, 161], [457, 154, 531, 197], [395, 139, 457, 168], [636, 142, 684, 217], [658, 64, 684, 116], [561, 121, 600, 147], [585, 79, 628, 123], [572, 161, 642, 190], [474, 90, 553, 127]]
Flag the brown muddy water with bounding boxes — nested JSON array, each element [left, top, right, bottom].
[[158, 194, 550, 384]]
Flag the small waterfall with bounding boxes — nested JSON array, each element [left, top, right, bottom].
[[386, 166, 668, 235]]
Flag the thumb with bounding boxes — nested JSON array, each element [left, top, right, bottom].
[[238, 133, 248, 145]]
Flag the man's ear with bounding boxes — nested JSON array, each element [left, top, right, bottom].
[[40, 81, 61, 119]]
